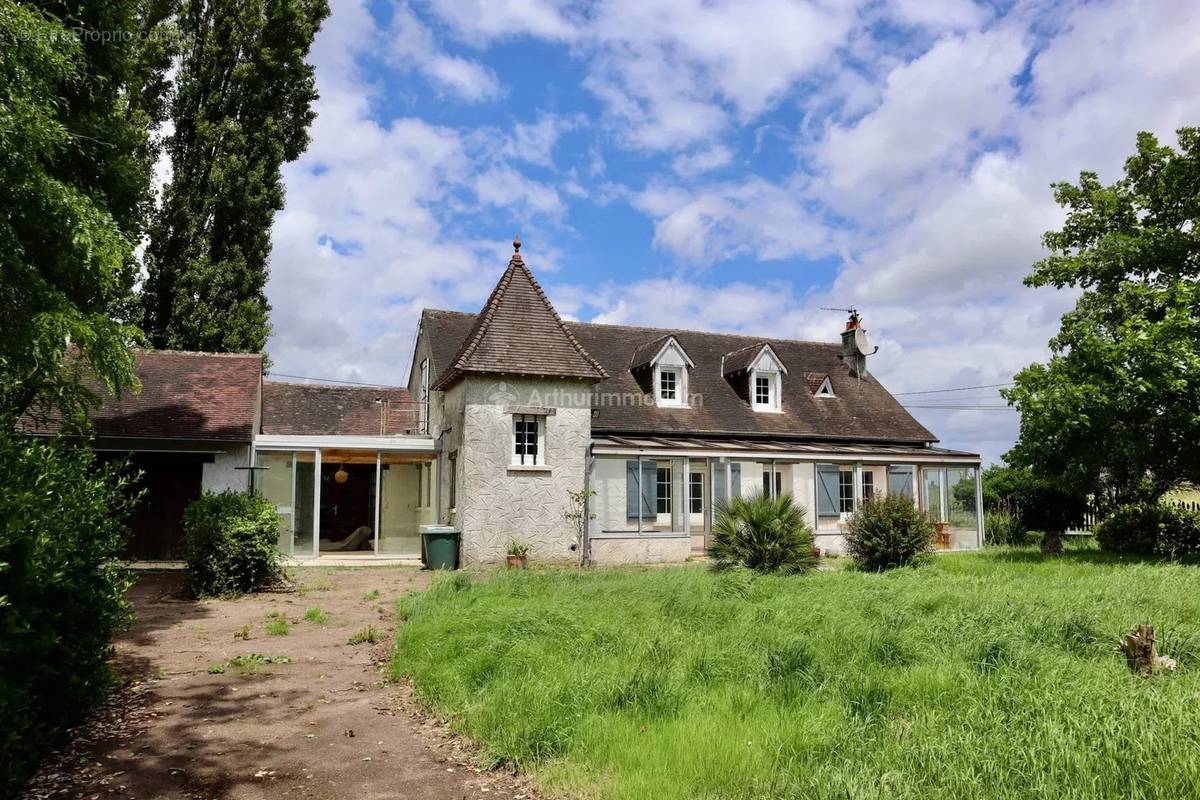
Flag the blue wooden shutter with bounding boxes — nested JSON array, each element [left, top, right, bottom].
[[641, 461, 657, 519], [730, 463, 741, 498], [713, 463, 727, 505], [626, 461, 640, 519], [817, 465, 839, 517]]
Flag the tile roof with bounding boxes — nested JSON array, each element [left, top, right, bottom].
[[421, 312, 939, 444], [430, 240, 608, 390], [21, 350, 262, 442], [261, 382, 418, 436]]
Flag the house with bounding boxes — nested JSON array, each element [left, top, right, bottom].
[[24, 239, 983, 563]]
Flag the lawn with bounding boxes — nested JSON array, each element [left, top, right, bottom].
[[391, 550, 1200, 799]]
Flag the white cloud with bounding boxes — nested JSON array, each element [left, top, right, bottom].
[[634, 178, 830, 264], [389, 2, 502, 101], [671, 145, 734, 177], [474, 165, 565, 218], [813, 27, 1028, 217]]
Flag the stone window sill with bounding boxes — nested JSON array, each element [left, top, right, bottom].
[[508, 463, 553, 473]]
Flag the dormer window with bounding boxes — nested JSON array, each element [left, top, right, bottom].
[[660, 368, 679, 402], [815, 376, 835, 398], [631, 335, 694, 408], [755, 375, 771, 405], [747, 344, 786, 413]]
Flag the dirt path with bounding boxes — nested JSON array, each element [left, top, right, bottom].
[[23, 568, 535, 800]]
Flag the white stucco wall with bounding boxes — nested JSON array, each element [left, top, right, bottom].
[[455, 376, 592, 565], [201, 446, 251, 493]]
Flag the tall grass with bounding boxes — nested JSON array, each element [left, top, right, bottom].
[[392, 551, 1200, 799]]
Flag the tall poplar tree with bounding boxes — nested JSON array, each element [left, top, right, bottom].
[[141, 0, 328, 352]]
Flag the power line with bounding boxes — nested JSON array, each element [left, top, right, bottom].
[[267, 372, 402, 388], [893, 381, 1014, 396]]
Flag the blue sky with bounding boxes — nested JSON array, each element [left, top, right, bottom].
[[265, 0, 1200, 464]]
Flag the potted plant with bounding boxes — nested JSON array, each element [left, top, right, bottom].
[[506, 540, 529, 569]]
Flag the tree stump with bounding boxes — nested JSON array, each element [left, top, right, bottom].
[[1040, 531, 1064, 556], [1118, 624, 1177, 675]]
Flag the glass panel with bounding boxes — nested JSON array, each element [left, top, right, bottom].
[[594, 457, 640, 533], [295, 453, 316, 556], [887, 466, 915, 499], [688, 460, 707, 555], [922, 467, 945, 523], [257, 451, 295, 554], [670, 458, 686, 532], [946, 467, 979, 549], [379, 453, 435, 556]]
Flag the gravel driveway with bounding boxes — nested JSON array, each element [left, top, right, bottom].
[[22, 568, 535, 800]]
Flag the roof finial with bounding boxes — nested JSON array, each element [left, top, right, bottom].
[[513, 234, 521, 253]]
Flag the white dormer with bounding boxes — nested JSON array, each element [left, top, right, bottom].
[[815, 376, 835, 398], [640, 336, 694, 408], [748, 344, 787, 413]]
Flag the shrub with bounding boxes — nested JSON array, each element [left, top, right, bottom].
[[707, 492, 817, 574], [1156, 507, 1200, 560], [1096, 503, 1200, 560], [0, 429, 135, 794], [182, 491, 283, 597], [1095, 503, 1170, 555], [984, 511, 1029, 546], [844, 495, 934, 571]]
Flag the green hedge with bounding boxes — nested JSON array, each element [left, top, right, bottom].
[[1096, 503, 1200, 560], [0, 428, 134, 794], [183, 491, 283, 597]]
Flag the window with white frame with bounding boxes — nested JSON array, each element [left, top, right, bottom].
[[755, 375, 771, 406], [419, 358, 429, 433], [838, 469, 854, 512], [689, 472, 703, 514], [648, 337, 692, 408], [512, 414, 545, 466], [656, 466, 672, 514], [660, 368, 678, 402], [752, 371, 780, 411]]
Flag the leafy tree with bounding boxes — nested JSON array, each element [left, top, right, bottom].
[[140, 0, 329, 353], [0, 0, 174, 426], [1005, 129, 1200, 507]]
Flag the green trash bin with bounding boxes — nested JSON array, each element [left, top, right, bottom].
[[421, 526, 460, 570]]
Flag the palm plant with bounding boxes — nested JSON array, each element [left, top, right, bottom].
[[707, 492, 817, 574]]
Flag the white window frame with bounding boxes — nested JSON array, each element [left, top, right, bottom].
[[659, 367, 679, 403], [815, 376, 835, 398], [751, 369, 781, 412], [649, 337, 693, 408], [511, 413, 546, 466], [418, 358, 429, 433], [655, 364, 687, 407]]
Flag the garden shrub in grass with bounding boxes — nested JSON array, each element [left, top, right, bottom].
[[707, 492, 817, 574], [1096, 502, 1200, 560], [183, 491, 283, 597], [844, 494, 933, 571], [0, 428, 135, 795]]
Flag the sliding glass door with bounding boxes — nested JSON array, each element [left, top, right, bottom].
[[255, 449, 318, 558]]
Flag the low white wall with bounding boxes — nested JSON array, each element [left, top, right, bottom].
[[202, 446, 251, 493], [590, 535, 691, 565]]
